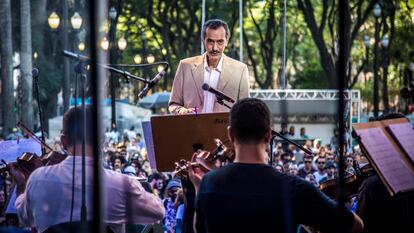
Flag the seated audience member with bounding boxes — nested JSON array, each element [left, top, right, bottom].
[[298, 155, 316, 178]]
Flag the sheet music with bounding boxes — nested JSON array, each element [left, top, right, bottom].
[[387, 122, 414, 164], [356, 127, 414, 193], [0, 139, 41, 163]]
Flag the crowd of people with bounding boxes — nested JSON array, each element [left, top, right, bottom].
[[0, 120, 363, 233], [1, 125, 352, 230]]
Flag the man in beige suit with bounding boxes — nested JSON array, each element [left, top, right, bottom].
[[169, 19, 250, 115]]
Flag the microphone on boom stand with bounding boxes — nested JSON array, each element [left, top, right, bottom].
[[138, 65, 169, 98]]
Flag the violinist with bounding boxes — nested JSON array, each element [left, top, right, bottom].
[[188, 98, 363, 233], [356, 112, 414, 233], [10, 106, 164, 233]]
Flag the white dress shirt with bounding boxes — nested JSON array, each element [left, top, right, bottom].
[[202, 55, 224, 113], [15, 156, 164, 233]]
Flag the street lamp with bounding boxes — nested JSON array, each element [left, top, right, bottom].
[[108, 6, 118, 130], [381, 35, 389, 48], [134, 54, 142, 64], [373, 3, 381, 117], [364, 35, 370, 71], [363, 35, 370, 114], [48, 12, 60, 30], [146, 54, 155, 64], [381, 34, 390, 112], [109, 7, 117, 20], [118, 37, 127, 51], [78, 42, 85, 51], [100, 37, 110, 50], [373, 3, 381, 17], [70, 12, 83, 30]]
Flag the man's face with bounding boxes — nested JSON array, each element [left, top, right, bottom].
[[114, 158, 122, 169], [327, 155, 335, 162], [303, 158, 312, 169], [167, 187, 180, 200], [156, 179, 164, 190], [327, 167, 336, 176], [317, 158, 326, 171], [203, 26, 227, 64], [346, 157, 354, 167]]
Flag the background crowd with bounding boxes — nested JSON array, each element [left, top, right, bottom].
[[0, 123, 366, 232]]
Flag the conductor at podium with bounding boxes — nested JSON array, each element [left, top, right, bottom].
[[169, 19, 250, 115]]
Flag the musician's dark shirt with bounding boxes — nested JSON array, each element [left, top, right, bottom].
[[356, 174, 414, 233], [195, 163, 354, 233]]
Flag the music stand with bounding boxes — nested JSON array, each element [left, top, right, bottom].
[[147, 112, 229, 172]]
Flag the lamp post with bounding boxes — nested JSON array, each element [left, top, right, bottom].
[[381, 34, 390, 112], [373, 3, 381, 117], [48, 4, 70, 113], [48, 12, 60, 55], [364, 35, 370, 114], [48, 12, 60, 29], [109, 6, 117, 130], [71, 12, 83, 50]]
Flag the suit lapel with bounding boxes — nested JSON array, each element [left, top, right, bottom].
[[218, 55, 231, 92], [190, 55, 204, 104]]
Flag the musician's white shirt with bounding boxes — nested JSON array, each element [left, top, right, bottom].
[[202, 54, 224, 113], [15, 155, 164, 233]]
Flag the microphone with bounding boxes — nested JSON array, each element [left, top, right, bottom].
[[62, 50, 91, 62], [138, 65, 169, 98], [202, 83, 235, 103]]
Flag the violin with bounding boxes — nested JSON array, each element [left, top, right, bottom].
[[0, 122, 67, 177], [319, 156, 374, 200], [174, 138, 234, 179]]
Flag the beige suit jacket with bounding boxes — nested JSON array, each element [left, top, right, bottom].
[[168, 54, 250, 114]]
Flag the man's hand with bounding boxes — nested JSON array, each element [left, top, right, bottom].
[[180, 107, 196, 115], [188, 153, 206, 193], [8, 164, 29, 196]]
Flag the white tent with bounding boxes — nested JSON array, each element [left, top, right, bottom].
[[48, 102, 152, 139]]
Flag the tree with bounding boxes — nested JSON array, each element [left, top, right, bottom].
[[243, 0, 279, 89], [0, 0, 15, 136], [296, 0, 377, 88], [20, 0, 34, 130]]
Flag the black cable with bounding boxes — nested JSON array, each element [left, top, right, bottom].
[[70, 71, 79, 222], [80, 73, 87, 224]]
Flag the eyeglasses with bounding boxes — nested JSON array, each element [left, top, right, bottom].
[[304, 161, 312, 164], [318, 162, 326, 164]]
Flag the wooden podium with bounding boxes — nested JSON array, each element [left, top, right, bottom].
[[144, 112, 230, 172], [353, 118, 414, 196]]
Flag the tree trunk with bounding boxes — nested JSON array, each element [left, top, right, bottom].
[[0, 0, 15, 136], [296, 0, 337, 88], [20, 0, 34, 131]]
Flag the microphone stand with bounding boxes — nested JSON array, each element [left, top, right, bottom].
[[63, 50, 150, 84], [33, 72, 46, 155], [73, 60, 88, 224], [216, 97, 232, 110]]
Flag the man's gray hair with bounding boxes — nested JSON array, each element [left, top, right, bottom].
[[201, 19, 230, 41]]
